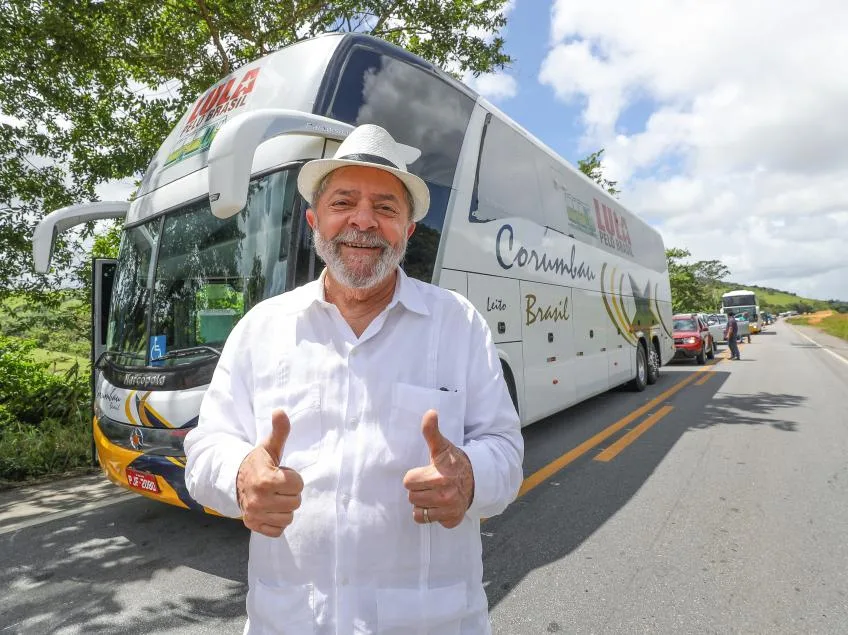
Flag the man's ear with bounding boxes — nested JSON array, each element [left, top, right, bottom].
[[406, 222, 416, 239], [305, 208, 316, 229]]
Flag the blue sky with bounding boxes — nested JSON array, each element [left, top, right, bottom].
[[462, 0, 848, 302]]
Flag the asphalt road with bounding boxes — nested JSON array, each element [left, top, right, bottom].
[[2, 320, 847, 634]]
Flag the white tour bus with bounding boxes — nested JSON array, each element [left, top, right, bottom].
[[33, 33, 674, 511], [721, 289, 762, 334]]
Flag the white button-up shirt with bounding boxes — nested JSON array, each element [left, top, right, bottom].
[[184, 269, 524, 635]]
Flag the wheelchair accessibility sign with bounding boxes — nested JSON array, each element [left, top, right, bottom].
[[149, 335, 166, 366]]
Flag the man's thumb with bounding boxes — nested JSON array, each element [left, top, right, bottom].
[[421, 409, 449, 459], [262, 408, 290, 465]]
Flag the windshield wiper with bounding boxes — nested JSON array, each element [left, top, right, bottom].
[[150, 345, 222, 363], [95, 349, 146, 368]]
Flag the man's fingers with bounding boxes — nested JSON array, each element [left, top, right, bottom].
[[403, 464, 448, 491], [251, 511, 295, 537], [276, 466, 304, 493], [261, 408, 291, 465], [408, 486, 456, 509], [421, 409, 452, 460]]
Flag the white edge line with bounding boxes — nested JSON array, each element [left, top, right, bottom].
[[0, 493, 137, 536], [788, 324, 848, 367]]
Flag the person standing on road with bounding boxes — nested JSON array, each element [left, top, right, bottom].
[[726, 313, 741, 360], [184, 124, 524, 634]]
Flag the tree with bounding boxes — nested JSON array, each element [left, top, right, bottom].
[[0, 0, 513, 298], [577, 149, 620, 198], [666, 247, 731, 313]]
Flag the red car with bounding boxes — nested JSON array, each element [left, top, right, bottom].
[[672, 313, 715, 364]]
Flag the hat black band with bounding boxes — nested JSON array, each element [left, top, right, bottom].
[[337, 153, 400, 170]]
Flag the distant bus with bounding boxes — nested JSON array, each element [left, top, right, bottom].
[[721, 289, 762, 333], [32, 33, 674, 512]]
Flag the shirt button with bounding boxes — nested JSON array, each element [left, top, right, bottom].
[[341, 576, 349, 586], [341, 494, 351, 506]]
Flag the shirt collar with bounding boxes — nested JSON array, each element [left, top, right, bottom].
[[307, 268, 430, 317]]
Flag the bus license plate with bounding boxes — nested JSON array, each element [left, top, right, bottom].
[[126, 468, 161, 494]]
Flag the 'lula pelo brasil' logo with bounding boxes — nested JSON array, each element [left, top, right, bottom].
[[496, 224, 596, 282]]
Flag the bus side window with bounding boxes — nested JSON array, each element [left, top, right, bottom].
[[326, 46, 474, 189], [473, 117, 545, 226]]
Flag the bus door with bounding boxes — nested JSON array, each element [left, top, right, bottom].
[[607, 291, 633, 385], [572, 288, 611, 396], [518, 281, 576, 421]]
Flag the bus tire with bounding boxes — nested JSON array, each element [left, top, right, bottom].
[[501, 360, 519, 416], [630, 345, 648, 392], [647, 342, 660, 385]]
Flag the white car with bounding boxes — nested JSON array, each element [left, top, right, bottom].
[[706, 314, 728, 344]]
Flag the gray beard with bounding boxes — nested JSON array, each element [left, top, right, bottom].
[[312, 225, 409, 289]]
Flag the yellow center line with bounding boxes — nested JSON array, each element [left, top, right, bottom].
[[694, 372, 713, 386], [594, 404, 675, 462], [516, 366, 712, 498]]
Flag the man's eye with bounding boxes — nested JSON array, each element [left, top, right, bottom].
[[378, 206, 398, 215]]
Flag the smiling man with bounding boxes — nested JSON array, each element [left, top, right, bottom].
[[184, 124, 524, 634]]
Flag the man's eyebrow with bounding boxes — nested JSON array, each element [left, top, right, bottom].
[[328, 188, 359, 197], [328, 189, 400, 202], [370, 193, 400, 203]]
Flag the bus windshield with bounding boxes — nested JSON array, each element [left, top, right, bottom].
[[722, 293, 756, 308], [106, 167, 302, 367]]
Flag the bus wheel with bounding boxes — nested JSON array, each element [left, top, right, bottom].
[[647, 344, 660, 385], [630, 345, 648, 392]]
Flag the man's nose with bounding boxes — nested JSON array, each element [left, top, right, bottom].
[[348, 201, 379, 230]]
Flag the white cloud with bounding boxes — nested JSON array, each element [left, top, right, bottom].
[[95, 177, 137, 203], [465, 72, 518, 101], [540, 0, 848, 299], [458, 0, 519, 102], [1, 113, 25, 128]]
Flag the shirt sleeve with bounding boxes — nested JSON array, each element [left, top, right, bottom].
[[461, 309, 524, 520], [183, 316, 257, 518]]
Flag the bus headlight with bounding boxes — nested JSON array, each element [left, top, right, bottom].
[[97, 415, 191, 456]]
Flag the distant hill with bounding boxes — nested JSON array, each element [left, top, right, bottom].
[[716, 282, 847, 314]]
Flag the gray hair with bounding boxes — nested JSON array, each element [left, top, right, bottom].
[[312, 169, 415, 221]]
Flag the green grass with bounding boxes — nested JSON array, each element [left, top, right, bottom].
[[28, 346, 91, 375], [787, 313, 848, 341]]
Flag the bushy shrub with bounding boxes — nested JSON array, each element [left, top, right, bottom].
[[0, 336, 91, 481]]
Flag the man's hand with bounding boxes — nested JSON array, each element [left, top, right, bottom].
[[236, 408, 304, 537], [403, 409, 475, 529]]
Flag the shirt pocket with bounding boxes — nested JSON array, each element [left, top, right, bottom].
[[247, 579, 315, 634], [390, 383, 466, 454], [376, 581, 468, 634], [279, 384, 324, 473]]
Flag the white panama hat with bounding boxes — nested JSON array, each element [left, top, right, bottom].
[[297, 124, 430, 222]]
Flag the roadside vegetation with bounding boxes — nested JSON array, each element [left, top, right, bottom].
[[787, 311, 848, 342], [0, 293, 93, 485]]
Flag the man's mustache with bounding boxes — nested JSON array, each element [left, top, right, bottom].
[[330, 230, 391, 249]]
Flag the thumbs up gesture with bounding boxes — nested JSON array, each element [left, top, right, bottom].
[[236, 408, 304, 537], [402, 410, 475, 529]]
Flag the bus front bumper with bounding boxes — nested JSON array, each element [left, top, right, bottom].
[[93, 416, 217, 513]]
